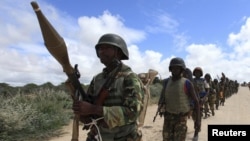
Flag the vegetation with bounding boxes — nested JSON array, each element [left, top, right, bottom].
[[0, 79, 162, 141], [0, 84, 73, 141]]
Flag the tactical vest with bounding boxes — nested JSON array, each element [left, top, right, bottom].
[[193, 78, 206, 98], [165, 78, 190, 114]]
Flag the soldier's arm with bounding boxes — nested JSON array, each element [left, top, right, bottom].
[[187, 80, 201, 128]]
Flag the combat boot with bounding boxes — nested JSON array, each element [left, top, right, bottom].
[[203, 113, 208, 119], [212, 110, 215, 116]]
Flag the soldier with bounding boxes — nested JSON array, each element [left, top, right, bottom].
[[204, 73, 216, 117], [192, 67, 209, 119], [183, 67, 194, 119], [72, 33, 144, 141], [219, 74, 226, 106], [159, 57, 200, 141], [213, 78, 220, 110]]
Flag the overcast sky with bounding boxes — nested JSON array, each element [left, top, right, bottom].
[[1, 0, 250, 86]]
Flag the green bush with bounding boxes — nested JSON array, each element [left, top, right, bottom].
[[0, 88, 72, 141], [149, 82, 163, 104], [0, 81, 163, 141]]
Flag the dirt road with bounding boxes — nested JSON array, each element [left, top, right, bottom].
[[50, 86, 250, 141]]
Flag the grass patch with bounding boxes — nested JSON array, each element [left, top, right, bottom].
[[0, 81, 162, 141], [0, 88, 72, 141]]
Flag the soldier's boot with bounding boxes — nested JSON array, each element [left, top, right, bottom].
[[203, 112, 208, 119], [203, 115, 207, 119], [216, 105, 218, 110], [212, 110, 215, 116]]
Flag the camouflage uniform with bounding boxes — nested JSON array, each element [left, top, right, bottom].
[[160, 58, 200, 141], [183, 68, 194, 119], [193, 77, 208, 118], [162, 78, 190, 141], [213, 79, 220, 110], [219, 78, 226, 106], [192, 67, 209, 125], [163, 111, 188, 141], [87, 63, 144, 141], [78, 33, 144, 141], [204, 73, 216, 117]]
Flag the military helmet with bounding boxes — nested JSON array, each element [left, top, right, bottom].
[[214, 78, 218, 83], [169, 57, 186, 71], [184, 67, 193, 81], [193, 67, 203, 76], [204, 73, 211, 79], [95, 33, 129, 60]]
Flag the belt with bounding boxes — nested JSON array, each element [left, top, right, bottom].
[[164, 111, 188, 116]]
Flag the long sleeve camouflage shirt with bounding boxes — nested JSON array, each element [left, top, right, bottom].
[[87, 63, 144, 129]]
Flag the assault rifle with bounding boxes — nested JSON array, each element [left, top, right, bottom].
[[83, 59, 122, 140], [153, 101, 164, 122], [94, 59, 122, 105], [153, 78, 168, 122], [30, 1, 90, 141]]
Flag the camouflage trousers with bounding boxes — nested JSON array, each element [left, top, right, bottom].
[[215, 93, 220, 109], [208, 94, 216, 111], [203, 94, 216, 117], [162, 112, 188, 141]]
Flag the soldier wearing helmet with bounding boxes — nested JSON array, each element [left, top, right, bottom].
[[204, 73, 216, 117], [183, 67, 195, 119], [72, 33, 144, 141], [193, 67, 203, 77], [192, 67, 209, 119], [159, 57, 200, 141], [213, 78, 221, 110], [95, 33, 129, 61]]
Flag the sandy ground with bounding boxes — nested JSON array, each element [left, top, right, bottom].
[[50, 86, 250, 141]]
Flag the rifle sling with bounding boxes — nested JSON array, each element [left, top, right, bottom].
[[94, 63, 122, 106]]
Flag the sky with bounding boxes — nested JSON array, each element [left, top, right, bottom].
[[1, 0, 250, 86]]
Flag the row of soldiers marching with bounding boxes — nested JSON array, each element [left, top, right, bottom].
[[139, 57, 239, 141], [185, 67, 240, 119]]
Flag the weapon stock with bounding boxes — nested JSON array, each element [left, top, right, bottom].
[[30, 1, 84, 141], [94, 59, 122, 106]]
